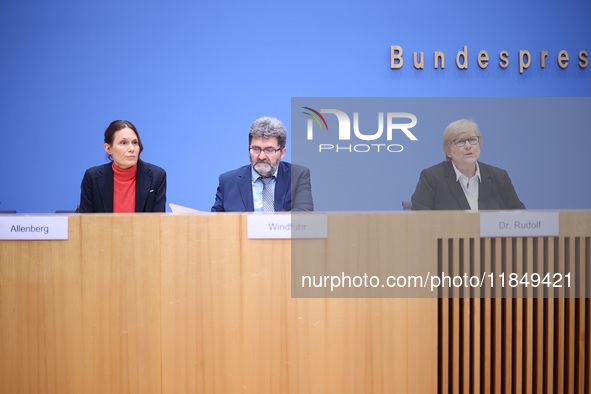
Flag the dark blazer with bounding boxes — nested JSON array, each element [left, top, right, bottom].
[[411, 161, 525, 210], [79, 160, 167, 213], [211, 161, 314, 212]]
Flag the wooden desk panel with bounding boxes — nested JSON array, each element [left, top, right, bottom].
[[158, 214, 432, 393], [1, 212, 589, 393]]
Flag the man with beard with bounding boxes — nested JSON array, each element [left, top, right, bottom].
[[211, 117, 314, 212]]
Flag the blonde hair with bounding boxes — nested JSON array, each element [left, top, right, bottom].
[[442, 119, 482, 160]]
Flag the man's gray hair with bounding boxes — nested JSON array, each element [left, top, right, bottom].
[[249, 117, 287, 148]]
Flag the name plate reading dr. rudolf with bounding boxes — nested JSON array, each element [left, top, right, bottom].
[[247, 213, 328, 239], [480, 211, 559, 237], [0, 216, 69, 240]]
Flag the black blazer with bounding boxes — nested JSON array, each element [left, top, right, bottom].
[[411, 161, 525, 210], [211, 161, 314, 212], [79, 160, 167, 213]]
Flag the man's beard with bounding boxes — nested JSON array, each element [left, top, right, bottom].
[[253, 161, 275, 177]]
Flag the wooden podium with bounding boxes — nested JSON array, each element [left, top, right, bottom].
[[1, 212, 589, 393]]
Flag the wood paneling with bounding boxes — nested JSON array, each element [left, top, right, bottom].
[[1, 211, 589, 393], [438, 233, 591, 393]]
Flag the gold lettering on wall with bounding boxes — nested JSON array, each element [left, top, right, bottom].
[[413, 52, 424, 69], [579, 51, 589, 68], [499, 51, 509, 69], [390, 46, 403, 69], [519, 50, 531, 74], [541, 51, 548, 68], [389, 45, 589, 71], [456, 46, 468, 69], [434, 52, 445, 69], [478, 50, 489, 69], [558, 50, 569, 69]]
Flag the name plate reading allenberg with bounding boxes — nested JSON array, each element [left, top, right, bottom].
[[0, 216, 69, 240], [247, 214, 328, 239], [480, 211, 559, 237]]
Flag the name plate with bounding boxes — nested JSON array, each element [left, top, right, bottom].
[[480, 211, 559, 237], [0, 216, 69, 240], [247, 213, 328, 239]]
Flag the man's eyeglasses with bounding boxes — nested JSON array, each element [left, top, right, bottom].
[[249, 146, 282, 155], [453, 136, 480, 147]]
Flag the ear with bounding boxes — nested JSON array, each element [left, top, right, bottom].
[[279, 147, 287, 160], [444, 145, 452, 158], [104, 143, 112, 155]]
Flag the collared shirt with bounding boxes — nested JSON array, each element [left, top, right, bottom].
[[452, 162, 481, 211], [251, 166, 278, 212]]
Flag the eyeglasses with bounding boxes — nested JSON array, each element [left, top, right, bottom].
[[249, 146, 282, 155], [453, 136, 480, 147]]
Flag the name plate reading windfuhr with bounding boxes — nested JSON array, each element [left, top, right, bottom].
[[0, 216, 69, 240], [480, 211, 559, 237], [247, 213, 328, 239]]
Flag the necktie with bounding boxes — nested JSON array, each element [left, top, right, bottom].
[[260, 177, 274, 212]]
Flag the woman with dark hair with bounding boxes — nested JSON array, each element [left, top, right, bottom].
[[78, 120, 167, 213]]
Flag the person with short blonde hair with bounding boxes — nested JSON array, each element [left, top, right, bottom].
[[411, 118, 524, 210]]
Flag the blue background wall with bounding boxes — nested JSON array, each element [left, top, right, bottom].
[[1, 0, 590, 212]]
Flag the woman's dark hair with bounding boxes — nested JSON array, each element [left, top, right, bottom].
[[104, 120, 144, 158]]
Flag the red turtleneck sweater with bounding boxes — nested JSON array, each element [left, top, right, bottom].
[[112, 162, 137, 213]]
